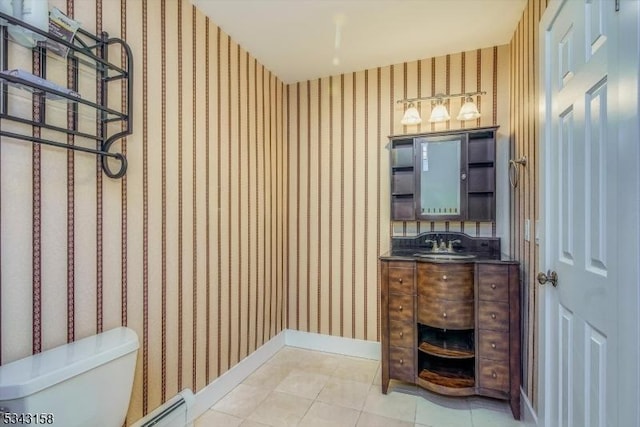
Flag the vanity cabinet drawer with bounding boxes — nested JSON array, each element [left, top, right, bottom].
[[478, 358, 509, 392], [389, 294, 414, 323], [417, 296, 474, 329], [417, 263, 474, 299], [477, 301, 509, 331], [389, 320, 415, 348], [478, 330, 509, 361], [477, 264, 509, 302], [388, 265, 415, 294], [389, 346, 415, 383]]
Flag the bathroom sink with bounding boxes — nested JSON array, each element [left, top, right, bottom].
[[413, 253, 477, 260]]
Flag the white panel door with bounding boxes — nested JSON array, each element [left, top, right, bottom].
[[539, 1, 640, 427]]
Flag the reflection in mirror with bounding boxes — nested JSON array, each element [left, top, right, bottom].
[[418, 137, 461, 216]]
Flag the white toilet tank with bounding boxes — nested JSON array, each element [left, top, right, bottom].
[[0, 327, 139, 427]]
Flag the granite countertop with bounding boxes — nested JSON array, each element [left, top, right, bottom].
[[379, 248, 518, 264], [380, 232, 518, 264]]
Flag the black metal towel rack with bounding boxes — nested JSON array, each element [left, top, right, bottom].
[[0, 11, 133, 178]]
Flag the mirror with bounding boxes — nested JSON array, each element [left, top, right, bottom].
[[416, 135, 466, 219]]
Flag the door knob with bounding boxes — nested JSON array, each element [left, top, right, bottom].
[[537, 270, 558, 287]]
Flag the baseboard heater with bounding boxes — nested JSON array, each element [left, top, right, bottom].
[[131, 389, 195, 427]]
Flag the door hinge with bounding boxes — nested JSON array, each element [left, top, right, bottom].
[[615, 0, 620, 12]]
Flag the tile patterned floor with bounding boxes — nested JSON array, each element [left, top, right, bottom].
[[195, 347, 525, 427]]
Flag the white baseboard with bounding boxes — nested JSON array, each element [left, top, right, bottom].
[[191, 329, 380, 421], [192, 330, 286, 420], [520, 388, 538, 426], [284, 329, 381, 360]]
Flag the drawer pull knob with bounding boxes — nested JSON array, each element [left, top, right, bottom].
[[491, 313, 497, 319], [399, 358, 404, 365], [491, 343, 496, 349], [491, 283, 496, 289], [398, 305, 403, 311], [492, 371, 497, 379], [399, 278, 403, 283], [442, 275, 448, 281], [442, 312, 447, 318], [399, 331, 404, 338]]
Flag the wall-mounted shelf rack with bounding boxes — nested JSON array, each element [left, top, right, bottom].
[[0, 11, 133, 178]]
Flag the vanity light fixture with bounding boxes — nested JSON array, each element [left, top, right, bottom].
[[429, 98, 450, 123], [397, 91, 486, 124], [456, 95, 482, 121], [400, 102, 422, 125]]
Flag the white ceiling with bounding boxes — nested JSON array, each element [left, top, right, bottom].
[[192, 0, 527, 84]]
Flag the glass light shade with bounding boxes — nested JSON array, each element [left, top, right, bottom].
[[401, 105, 422, 125], [456, 99, 481, 121], [429, 104, 450, 122]]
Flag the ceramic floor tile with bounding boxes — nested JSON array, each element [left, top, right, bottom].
[[242, 360, 294, 390], [195, 410, 243, 427], [333, 357, 380, 384], [297, 401, 360, 427], [239, 420, 271, 427], [362, 385, 417, 422], [373, 364, 382, 386], [202, 348, 523, 427], [298, 352, 342, 376], [414, 397, 473, 427], [355, 411, 414, 427], [267, 347, 317, 369], [275, 369, 330, 399], [247, 390, 314, 426], [316, 377, 371, 410], [212, 383, 271, 418], [414, 390, 472, 410], [467, 396, 511, 413], [471, 407, 524, 427], [387, 380, 420, 396]]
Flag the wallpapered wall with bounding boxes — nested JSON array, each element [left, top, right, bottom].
[[509, 0, 549, 408], [282, 0, 551, 409], [285, 45, 511, 342], [0, 0, 547, 423], [0, 0, 286, 423]]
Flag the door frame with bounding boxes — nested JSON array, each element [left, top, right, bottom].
[[537, 1, 640, 426]]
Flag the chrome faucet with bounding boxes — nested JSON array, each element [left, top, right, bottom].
[[439, 240, 448, 251], [425, 239, 438, 250], [447, 239, 462, 252]]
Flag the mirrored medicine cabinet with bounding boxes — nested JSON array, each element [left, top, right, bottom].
[[389, 126, 498, 221]]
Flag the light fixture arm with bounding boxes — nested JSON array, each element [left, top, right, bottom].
[[396, 91, 486, 105]]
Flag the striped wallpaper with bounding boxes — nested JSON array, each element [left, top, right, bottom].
[[0, 0, 286, 424], [285, 45, 511, 341], [0, 0, 545, 423], [508, 0, 549, 409]]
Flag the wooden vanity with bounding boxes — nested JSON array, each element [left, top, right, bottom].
[[379, 241, 521, 419]]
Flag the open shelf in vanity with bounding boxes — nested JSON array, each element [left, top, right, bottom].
[[417, 324, 475, 392], [418, 325, 474, 359]]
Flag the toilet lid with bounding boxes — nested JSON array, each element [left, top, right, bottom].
[[0, 327, 138, 400]]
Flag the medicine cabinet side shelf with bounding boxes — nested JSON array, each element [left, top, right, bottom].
[[0, 11, 133, 179]]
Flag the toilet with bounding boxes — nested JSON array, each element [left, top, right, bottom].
[[0, 327, 139, 427]]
